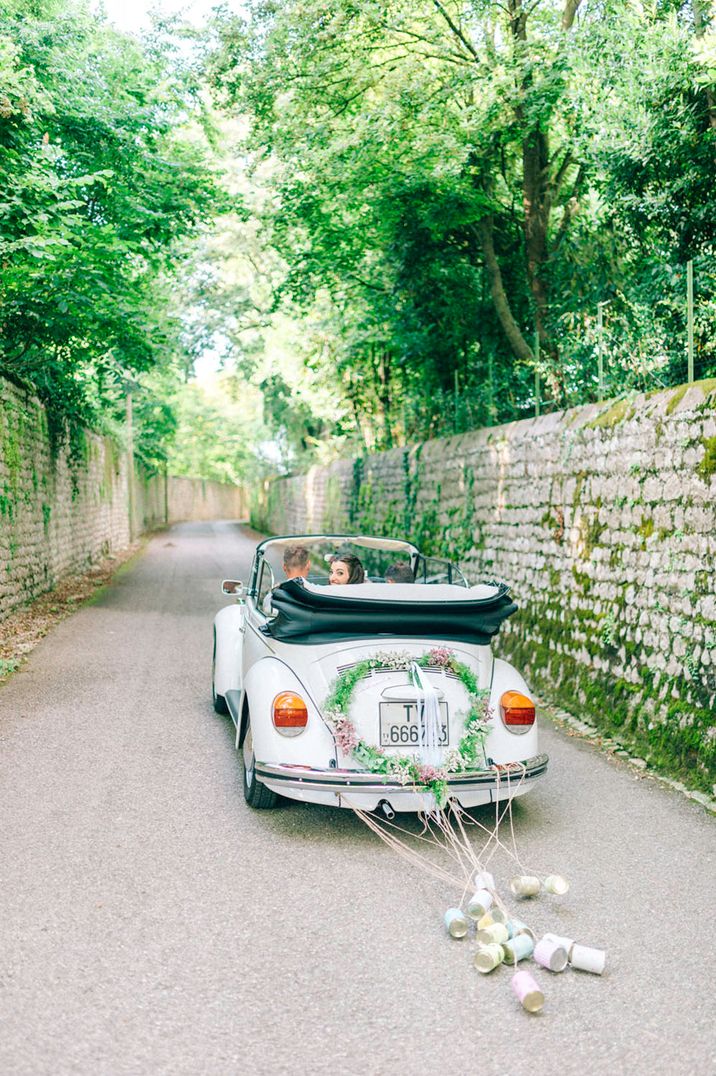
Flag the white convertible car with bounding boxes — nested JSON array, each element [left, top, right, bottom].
[[212, 534, 548, 812]]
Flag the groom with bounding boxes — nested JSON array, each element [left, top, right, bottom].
[[282, 545, 311, 582]]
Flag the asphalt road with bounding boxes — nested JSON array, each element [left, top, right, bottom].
[[1, 522, 714, 1076]]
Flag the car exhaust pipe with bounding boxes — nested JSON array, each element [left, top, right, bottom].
[[378, 800, 395, 821]]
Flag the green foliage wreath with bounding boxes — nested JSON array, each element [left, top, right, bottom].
[[322, 647, 492, 806]]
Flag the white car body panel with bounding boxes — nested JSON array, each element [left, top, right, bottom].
[[213, 603, 245, 699]]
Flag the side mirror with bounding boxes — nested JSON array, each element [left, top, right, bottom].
[[222, 579, 243, 597]]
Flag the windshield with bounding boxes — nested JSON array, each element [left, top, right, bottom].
[[251, 535, 468, 597]]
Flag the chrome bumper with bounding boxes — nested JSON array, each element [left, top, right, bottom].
[[254, 754, 549, 796]]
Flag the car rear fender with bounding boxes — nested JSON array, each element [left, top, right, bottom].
[[487, 657, 540, 763], [243, 657, 338, 768], [213, 603, 246, 699]]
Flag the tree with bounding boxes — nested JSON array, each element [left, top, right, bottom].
[[0, 0, 228, 454], [206, 0, 715, 448]]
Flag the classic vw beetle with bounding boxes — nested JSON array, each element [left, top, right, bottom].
[[212, 534, 548, 811]]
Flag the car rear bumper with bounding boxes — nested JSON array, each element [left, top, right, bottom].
[[254, 753, 549, 811]]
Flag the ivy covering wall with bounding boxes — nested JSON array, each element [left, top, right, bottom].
[[0, 376, 246, 622], [252, 379, 716, 792]]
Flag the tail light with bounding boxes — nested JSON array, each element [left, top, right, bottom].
[[272, 692, 309, 737], [500, 691, 535, 735]]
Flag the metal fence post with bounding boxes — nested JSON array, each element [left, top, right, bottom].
[[534, 329, 540, 418], [454, 369, 459, 432], [597, 301, 611, 402], [687, 259, 694, 383], [125, 391, 135, 541]]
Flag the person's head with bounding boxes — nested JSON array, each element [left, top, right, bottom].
[[385, 561, 414, 584], [329, 554, 365, 585], [283, 545, 310, 579]]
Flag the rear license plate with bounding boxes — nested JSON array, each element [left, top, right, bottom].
[[379, 701, 449, 748]]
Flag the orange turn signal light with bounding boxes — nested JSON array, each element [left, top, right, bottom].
[[500, 691, 535, 733], [272, 691, 309, 735]]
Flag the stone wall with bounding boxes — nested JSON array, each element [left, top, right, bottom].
[[252, 380, 716, 790], [0, 376, 246, 623], [166, 476, 247, 524]]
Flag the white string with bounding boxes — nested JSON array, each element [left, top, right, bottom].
[[410, 661, 442, 767], [349, 761, 549, 910], [352, 807, 465, 888]]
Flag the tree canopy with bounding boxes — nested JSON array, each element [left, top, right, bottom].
[[205, 0, 716, 462], [2, 1, 714, 477], [0, 0, 235, 468]]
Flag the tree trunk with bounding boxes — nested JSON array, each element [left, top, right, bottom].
[[379, 349, 393, 448], [693, 0, 716, 132], [507, 0, 555, 363], [522, 127, 552, 356], [476, 217, 534, 362]]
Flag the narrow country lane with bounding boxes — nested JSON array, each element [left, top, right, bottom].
[[0, 522, 714, 1076]]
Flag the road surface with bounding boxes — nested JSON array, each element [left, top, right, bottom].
[[0, 522, 714, 1075]]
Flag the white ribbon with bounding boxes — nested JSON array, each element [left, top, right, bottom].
[[410, 661, 442, 767]]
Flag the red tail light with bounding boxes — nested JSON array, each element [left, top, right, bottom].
[[272, 692, 309, 737], [500, 691, 535, 735]]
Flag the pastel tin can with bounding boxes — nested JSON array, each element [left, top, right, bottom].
[[467, 888, 493, 919], [544, 874, 570, 895], [472, 870, 495, 891], [570, 944, 606, 975], [511, 970, 545, 1013], [509, 875, 541, 898], [533, 936, 568, 972], [502, 933, 535, 963], [542, 932, 575, 960], [478, 908, 508, 930], [476, 923, 509, 947], [473, 944, 505, 974], [506, 918, 536, 942], [444, 907, 469, 938]]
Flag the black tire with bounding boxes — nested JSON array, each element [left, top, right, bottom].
[[242, 709, 279, 809], [212, 629, 229, 714]]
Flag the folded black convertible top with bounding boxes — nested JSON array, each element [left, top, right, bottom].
[[264, 579, 517, 645]]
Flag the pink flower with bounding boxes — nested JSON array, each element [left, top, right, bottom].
[[428, 647, 453, 667], [416, 764, 448, 784], [334, 717, 359, 752]]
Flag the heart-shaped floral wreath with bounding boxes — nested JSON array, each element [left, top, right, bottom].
[[322, 647, 492, 806]]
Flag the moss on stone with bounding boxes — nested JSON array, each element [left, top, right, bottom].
[[665, 384, 690, 416], [500, 606, 716, 793], [584, 514, 606, 554], [586, 398, 636, 429], [695, 376, 716, 400], [696, 436, 716, 480], [571, 566, 592, 593], [695, 570, 710, 596], [349, 457, 364, 525], [637, 516, 654, 547], [609, 546, 623, 569], [2, 418, 22, 495]]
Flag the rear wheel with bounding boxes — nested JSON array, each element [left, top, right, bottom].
[[212, 629, 229, 714], [242, 709, 279, 809]]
